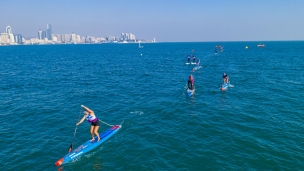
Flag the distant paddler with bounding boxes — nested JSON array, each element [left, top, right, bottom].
[[76, 105, 101, 142], [188, 75, 195, 90], [187, 55, 191, 63], [196, 58, 200, 66], [192, 55, 196, 63], [223, 73, 229, 84]]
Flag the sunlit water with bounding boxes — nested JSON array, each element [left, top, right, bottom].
[[0, 42, 303, 171]]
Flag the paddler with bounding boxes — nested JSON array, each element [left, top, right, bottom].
[[188, 75, 194, 90], [223, 73, 229, 84], [76, 105, 101, 142], [187, 55, 190, 63], [196, 58, 200, 66], [192, 55, 196, 63]]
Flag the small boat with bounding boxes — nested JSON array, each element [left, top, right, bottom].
[[257, 44, 265, 47], [55, 125, 121, 166], [215, 45, 222, 48], [187, 88, 195, 97], [139, 42, 143, 48]]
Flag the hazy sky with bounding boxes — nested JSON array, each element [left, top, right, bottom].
[[1, 0, 304, 42]]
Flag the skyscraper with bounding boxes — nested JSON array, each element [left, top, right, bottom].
[[38, 30, 43, 40], [46, 24, 52, 40], [6, 26, 12, 34], [14, 34, 23, 44], [42, 31, 46, 39]]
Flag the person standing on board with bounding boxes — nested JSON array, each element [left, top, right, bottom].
[[76, 105, 101, 142], [196, 58, 200, 66], [187, 55, 191, 63], [192, 55, 196, 63], [223, 73, 229, 84], [188, 75, 194, 90]]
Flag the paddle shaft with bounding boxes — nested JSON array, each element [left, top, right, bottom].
[[68, 107, 82, 152]]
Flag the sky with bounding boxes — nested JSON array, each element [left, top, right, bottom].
[[1, 0, 304, 42]]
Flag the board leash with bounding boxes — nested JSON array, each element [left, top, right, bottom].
[[99, 119, 114, 127]]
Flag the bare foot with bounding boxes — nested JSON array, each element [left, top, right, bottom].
[[97, 137, 100, 142], [90, 138, 95, 142]]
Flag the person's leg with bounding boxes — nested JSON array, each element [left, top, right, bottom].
[[94, 126, 100, 141], [90, 125, 95, 141]]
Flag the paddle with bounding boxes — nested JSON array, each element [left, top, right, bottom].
[[68, 106, 83, 152]]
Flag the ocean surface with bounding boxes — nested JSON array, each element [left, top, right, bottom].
[[1, 42, 303, 171]]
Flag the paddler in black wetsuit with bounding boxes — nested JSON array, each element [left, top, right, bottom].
[[192, 55, 196, 63], [223, 73, 229, 84]]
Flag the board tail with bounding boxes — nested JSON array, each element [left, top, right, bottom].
[[55, 158, 64, 166]]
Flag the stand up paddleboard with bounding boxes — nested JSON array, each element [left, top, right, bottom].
[[193, 66, 202, 71], [185, 62, 197, 65], [187, 88, 195, 97], [55, 125, 121, 166], [221, 81, 232, 91]]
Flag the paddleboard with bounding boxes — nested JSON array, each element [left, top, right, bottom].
[[185, 62, 196, 65], [55, 125, 121, 166], [187, 88, 195, 97], [193, 66, 202, 71], [221, 81, 230, 91]]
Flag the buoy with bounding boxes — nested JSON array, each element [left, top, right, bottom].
[[245, 46, 248, 49]]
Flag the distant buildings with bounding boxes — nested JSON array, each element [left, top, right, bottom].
[[0, 24, 156, 45], [121, 33, 136, 41], [0, 26, 17, 44]]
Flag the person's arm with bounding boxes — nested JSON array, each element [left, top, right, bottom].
[[81, 105, 94, 114], [76, 115, 87, 126]]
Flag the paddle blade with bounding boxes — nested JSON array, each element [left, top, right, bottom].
[[68, 144, 73, 152]]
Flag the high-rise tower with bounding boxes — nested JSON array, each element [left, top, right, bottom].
[[6, 26, 13, 34], [46, 24, 52, 40], [38, 30, 43, 40]]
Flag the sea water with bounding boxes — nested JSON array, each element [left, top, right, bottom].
[[0, 42, 303, 170]]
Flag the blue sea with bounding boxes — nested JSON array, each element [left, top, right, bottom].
[[1, 42, 303, 171]]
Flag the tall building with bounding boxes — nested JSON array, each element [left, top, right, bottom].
[[42, 31, 46, 39], [121, 33, 125, 40], [1, 33, 9, 43], [129, 33, 135, 40], [71, 33, 76, 42], [38, 30, 43, 39], [46, 24, 52, 40], [5, 26, 15, 43], [6, 26, 12, 34], [14, 34, 23, 44], [64, 34, 71, 43]]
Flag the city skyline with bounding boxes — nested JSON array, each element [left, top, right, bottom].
[[1, 0, 304, 42], [0, 24, 155, 45]]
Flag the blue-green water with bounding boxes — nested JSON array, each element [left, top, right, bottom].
[[1, 42, 303, 171]]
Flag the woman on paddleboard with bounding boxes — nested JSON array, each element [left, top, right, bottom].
[[76, 105, 100, 142]]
